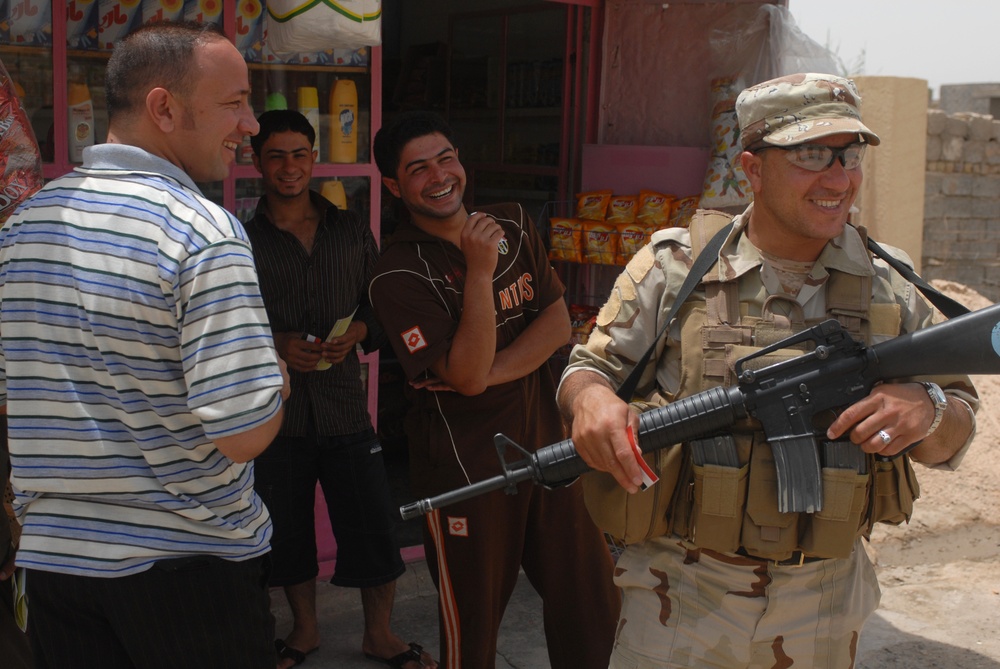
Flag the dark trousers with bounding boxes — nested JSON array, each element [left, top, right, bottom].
[[26, 555, 274, 669], [1, 574, 33, 668], [424, 481, 621, 669]]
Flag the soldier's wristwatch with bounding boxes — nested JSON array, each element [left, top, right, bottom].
[[919, 382, 948, 437]]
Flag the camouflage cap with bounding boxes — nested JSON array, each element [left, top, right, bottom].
[[735, 72, 880, 149]]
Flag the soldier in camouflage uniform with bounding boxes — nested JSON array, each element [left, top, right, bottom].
[[557, 73, 979, 668]]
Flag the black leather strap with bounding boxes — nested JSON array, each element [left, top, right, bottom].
[[867, 238, 970, 319]]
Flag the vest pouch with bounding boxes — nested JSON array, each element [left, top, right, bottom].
[[581, 443, 684, 545], [689, 461, 749, 553], [798, 467, 870, 558], [869, 455, 920, 527], [741, 441, 799, 559]]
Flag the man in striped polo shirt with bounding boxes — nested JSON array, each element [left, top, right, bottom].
[[0, 22, 289, 668]]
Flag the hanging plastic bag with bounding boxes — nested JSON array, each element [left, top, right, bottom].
[[0, 59, 44, 225], [699, 5, 837, 210], [265, 0, 381, 58]]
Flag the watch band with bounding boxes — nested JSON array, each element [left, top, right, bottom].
[[919, 381, 948, 437]]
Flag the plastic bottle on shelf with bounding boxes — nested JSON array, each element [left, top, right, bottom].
[[297, 86, 320, 155], [264, 91, 288, 111], [320, 179, 347, 210], [328, 79, 357, 164], [67, 82, 95, 163]]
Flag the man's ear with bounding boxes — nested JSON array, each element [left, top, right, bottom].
[[251, 153, 262, 174], [740, 150, 763, 193], [146, 87, 177, 132], [382, 175, 401, 198]]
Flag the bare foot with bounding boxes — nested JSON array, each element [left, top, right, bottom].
[[275, 634, 320, 669], [362, 640, 438, 668]]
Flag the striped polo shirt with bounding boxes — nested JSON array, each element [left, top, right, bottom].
[[0, 144, 283, 577]]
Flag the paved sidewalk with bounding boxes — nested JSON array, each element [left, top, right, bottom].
[[270, 558, 551, 669]]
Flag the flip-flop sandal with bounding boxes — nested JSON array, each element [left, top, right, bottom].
[[275, 638, 318, 667], [364, 641, 435, 668]]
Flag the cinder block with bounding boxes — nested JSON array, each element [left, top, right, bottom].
[[939, 173, 975, 196], [926, 135, 943, 161], [971, 175, 1000, 198], [967, 114, 996, 141], [926, 109, 948, 135], [941, 136, 965, 162], [963, 140, 986, 163], [944, 115, 971, 138]]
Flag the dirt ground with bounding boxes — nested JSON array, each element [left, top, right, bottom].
[[855, 280, 1000, 668]]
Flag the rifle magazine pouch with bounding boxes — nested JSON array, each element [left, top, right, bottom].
[[582, 444, 683, 545], [798, 466, 870, 559], [690, 461, 749, 553], [741, 440, 799, 559], [870, 455, 920, 527]]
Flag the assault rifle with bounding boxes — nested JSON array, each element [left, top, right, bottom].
[[399, 303, 1000, 520]]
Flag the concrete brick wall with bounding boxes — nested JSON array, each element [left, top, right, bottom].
[[923, 109, 1000, 301]]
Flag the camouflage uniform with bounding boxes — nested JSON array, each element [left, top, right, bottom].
[[561, 205, 978, 668]]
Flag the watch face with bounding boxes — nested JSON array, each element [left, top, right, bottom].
[[925, 382, 947, 407]]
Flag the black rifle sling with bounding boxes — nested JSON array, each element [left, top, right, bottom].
[[615, 222, 733, 401], [867, 238, 970, 319], [614, 228, 968, 403]]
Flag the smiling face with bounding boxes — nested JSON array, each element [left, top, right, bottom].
[[253, 129, 315, 201], [381, 132, 467, 227], [169, 38, 258, 183], [741, 133, 863, 262]]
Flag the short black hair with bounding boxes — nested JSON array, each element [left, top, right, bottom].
[[251, 109, 316, 156], [373, 110, 457, 179]]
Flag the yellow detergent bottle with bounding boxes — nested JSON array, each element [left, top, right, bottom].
[[68, 82, 95, 163], [320, 179, 347, 210], [297, 86, 320, 155], [328, 79, 357, 163]]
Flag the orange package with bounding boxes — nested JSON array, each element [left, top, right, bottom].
[[581, 220, 618, 265], [669, 195, 700, 228], [547, 217, 583, 263], [635, 190, 674, 230], [575, 189, 613, 221], [605, 194, 637, 224], [616, 221, 648, 266]]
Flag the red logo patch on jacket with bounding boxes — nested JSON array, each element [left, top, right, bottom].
[[401, 326, 428, 354]]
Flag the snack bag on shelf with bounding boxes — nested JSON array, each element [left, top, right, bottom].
[[699, 76, 751, 209], [616, 221, 648, 266], [0, 60, 44, 225], [605, 194, 637, 224], [668, 195, 700, 228], [575, 189, 613, 221], [569, 303, 599, 342], [581, 220, 618, 265], [635, 189, 674, 231], [547, 217, 583, 264]]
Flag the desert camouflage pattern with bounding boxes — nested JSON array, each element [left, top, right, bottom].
[[560, 205, 979, 665], [563, 204, 980, 431], [609, 536, 880, 668], [736, 72, 881, 149]]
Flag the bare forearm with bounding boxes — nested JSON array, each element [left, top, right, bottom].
[[487, 300, 570, 386], [214, 402, 285, 463], [432, 269, 497, 394], [909, 396, 974, 466]]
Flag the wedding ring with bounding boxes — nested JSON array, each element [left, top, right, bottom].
[[877, 429, 892, 445]]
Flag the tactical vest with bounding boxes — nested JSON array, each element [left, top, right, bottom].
[[582, 212, 921, 558]]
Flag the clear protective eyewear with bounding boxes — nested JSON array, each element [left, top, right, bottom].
[[756, 142, 867, 172]]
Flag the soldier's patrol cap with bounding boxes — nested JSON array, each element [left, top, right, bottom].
[[735, 72, 881, 149]]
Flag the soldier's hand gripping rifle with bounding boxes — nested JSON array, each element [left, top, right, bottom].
[[400, 303, 1000, 521]]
